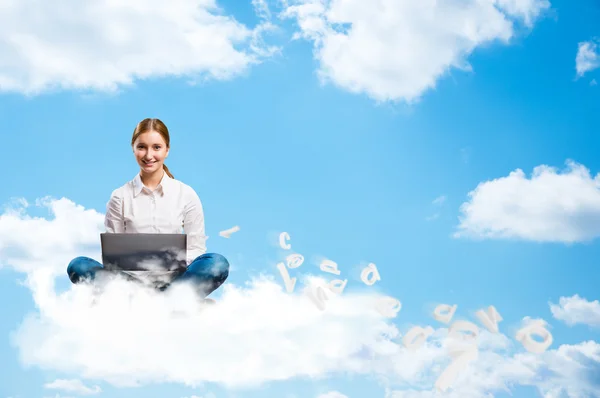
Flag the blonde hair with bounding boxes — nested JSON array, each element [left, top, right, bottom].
[[131, 118, 173, 178]]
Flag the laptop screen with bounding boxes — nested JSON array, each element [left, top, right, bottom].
[[101, 233, 187, 272]]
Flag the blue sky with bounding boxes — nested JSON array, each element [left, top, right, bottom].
[[1, 0, 600, 397]]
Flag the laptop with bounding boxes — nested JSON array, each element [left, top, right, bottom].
[[100, 233, 188, 282]]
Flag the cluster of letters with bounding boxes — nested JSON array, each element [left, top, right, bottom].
[[275, 232, 555, 393]]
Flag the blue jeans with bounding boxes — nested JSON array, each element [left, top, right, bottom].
[[67, 253, 229, 298]]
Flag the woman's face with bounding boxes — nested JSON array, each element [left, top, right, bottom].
[[133, 130, 169, 174]]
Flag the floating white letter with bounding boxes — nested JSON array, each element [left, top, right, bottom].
[[276, 262, 296, 293], [286, 253, 304, 269], [435, 320, 480, 392], [475, 305, 503, 333], [279, 232, 291, 250], [360, 262, 380, 286], [328, 279, 348, 294], [433, 304, 457, 324], [402, 326, 434, 350], [515, 319, 553, 354], [448, 320, 479, 344], [375, 296, 402, 318], [320, 259, 341, 275], [219, 225, 240, 238], [435, 345, 478, 392], [307, 285, 329, 311]]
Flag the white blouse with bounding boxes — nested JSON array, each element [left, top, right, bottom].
[[104, 172, 207, 265]]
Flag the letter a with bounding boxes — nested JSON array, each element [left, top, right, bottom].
[[320, 259, 341, 276], [360, 263, 380, 286], [433, 304, 457, 325], [375, 296, 402, 318], [328, 279, 348, 294], [448, 320, 479, 344], [402, 326, 434, 351]]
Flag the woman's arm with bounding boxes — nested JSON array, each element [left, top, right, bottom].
[[183, 187, 208, 265], [104, 188, 125, 233]]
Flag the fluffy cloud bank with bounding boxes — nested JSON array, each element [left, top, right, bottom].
[[0, 196, 401, 388], [0, 0, 277, 95], [454, 160, 600, 242], [44, 378, 101, 395], [383, 338, 600, 397], [280, 0, 551, 102], [14, 271, 397, 388], [550, 294, 600, 328], [0, 0, 553, 100], [1, 196, 599, 396]]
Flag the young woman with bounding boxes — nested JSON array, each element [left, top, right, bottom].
[[67, 118, 229, 300]]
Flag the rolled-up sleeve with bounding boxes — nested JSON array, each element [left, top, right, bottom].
[[183, 187, 208, 265], [105, 188, 125, 233]]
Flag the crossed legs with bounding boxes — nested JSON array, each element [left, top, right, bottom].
[[67, 253, 230, 298]]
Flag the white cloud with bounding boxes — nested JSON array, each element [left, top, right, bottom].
[[550, 295, 600, 328], [425, 214, 440, 222], [42, 395, 75, 398], [494, 0, 551, 26], [385, 388, 489, 398], [382, 337, 600, 398], [454, 160, 600, 242], [44, 379, 101, 395], [576, 39, 600, 78], [181, 394, 216, 398], [317, 392, 348, 398], [0, 196, 104, 276], [0, 0, 277, 95], [427, 195, 447, 221], [280, 0, 550, 103], [432, 196, 447, 206], [11, 271, 397, 389], [3, 196, 600, 396], [253, 0, 272, 20], [2, 197, 400, 388]]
